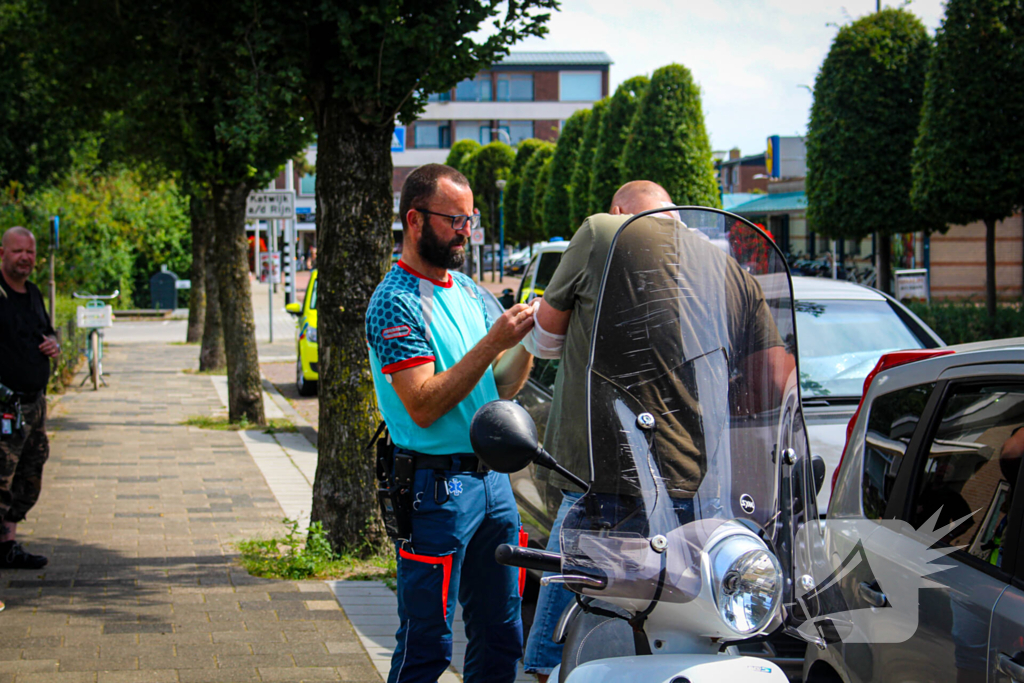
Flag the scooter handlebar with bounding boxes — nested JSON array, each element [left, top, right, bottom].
[[495, 543, 561, 574]]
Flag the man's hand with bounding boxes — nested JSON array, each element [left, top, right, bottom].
[[39, 335, 60, 359], [485, 302, 536, 352]]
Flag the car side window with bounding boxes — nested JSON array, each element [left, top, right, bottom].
[[862, 383, 935, 519], [307, 277, 317, 310], [534, 252, 563, 293], [519, 256, 538, 303], [908, 383, 1024, 568], [529, 358, 559, 394]]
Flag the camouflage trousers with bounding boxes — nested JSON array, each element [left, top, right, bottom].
[[0, 393, 49, 525]]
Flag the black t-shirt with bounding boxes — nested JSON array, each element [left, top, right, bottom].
[[0, 276, 55, 393]]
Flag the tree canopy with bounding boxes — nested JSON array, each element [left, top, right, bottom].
[[569, 98, 607, 229], [446, 139, 482, 179], [621, 65, 719, 208], [806, 8, 934, 293], [467, 141, 515, 232], [504, 138, 547, 242], [589, 76, 648, 214], [517, 142, 555, 244], [911, 0, 1024, 314], [542, 107, 590, 236], [533, 156, 555, 239]]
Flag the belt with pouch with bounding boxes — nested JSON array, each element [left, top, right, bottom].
[[395, 448, 486, 473]]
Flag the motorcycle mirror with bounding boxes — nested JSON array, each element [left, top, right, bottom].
[[812, 455, 826, 495], [470, 400, 543, 473], [470, 401, 589, 490]]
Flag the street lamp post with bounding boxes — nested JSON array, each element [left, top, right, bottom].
[[496, 179, 507, 284]]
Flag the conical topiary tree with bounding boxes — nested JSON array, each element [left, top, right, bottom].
[[533, 155, 555, 240], [505, 138, 547, 242], [589, 76, 648, 214], [466, 141, 515, 231], [445, 139, 481, 177], [542, 107, 590, 237], [808, 8, 934, 295], [516, 141, 555, 245], [569, 97, 608, 229], [912, 0, 1024, 317], [621, 64, 719, 208]]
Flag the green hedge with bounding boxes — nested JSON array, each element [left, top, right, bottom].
[[906, 300, 1024, 345]]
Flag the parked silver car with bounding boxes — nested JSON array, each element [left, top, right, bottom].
[[802, 338, 1024, 683]]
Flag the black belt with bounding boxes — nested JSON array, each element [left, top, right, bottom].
[[398, 450, 482, 473]]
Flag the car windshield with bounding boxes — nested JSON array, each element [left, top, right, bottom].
[[796, 299, 923, 398]]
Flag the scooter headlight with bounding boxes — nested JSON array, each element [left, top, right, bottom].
[[307, 326, 317, 344], [708, 533, 782, 635]]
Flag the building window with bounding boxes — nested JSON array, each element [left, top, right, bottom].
[[560, 72, 601, 101], [428, 91, 452, 102], [300, 173, 316, 197], [455, 121, 489, 145], [497, 121, 534, 146], [415, 122, 451, 149], [455, 75, 492, 102], [496, 73, 533, 101]]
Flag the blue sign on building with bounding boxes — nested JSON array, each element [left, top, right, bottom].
[[392, 126, 406, 153]]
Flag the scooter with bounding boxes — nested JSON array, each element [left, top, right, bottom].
[[470, 207, 826, 683]]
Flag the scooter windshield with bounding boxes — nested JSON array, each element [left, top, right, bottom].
[[560, 208, 799, 606]]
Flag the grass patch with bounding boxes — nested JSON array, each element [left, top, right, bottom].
[[170, 341, 200, 346], [183, 367, 227, 375], [181, 415, 297, 433], [238, 518, 397, 581]]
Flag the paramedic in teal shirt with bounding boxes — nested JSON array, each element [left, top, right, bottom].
[[367, 163, 535, 683]]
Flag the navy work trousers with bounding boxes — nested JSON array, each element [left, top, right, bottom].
[[388, 458, 524, 683]]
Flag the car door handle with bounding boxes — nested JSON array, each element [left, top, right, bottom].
[[858, 581, 888, 608], [998, 653, 1024, 682]]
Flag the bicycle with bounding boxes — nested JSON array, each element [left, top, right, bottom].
[[73, 290, 118, 390]]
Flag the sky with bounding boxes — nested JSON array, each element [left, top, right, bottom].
[[508, 0, 948, 156]]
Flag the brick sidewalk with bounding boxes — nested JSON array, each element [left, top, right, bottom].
[[0, 343, 379, 683]]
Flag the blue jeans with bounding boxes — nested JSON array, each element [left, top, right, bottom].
[[388, 461, 524, 683], [523, 491, 581, 675]]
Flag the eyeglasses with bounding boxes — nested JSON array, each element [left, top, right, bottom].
[[416, 209, 480, 232]]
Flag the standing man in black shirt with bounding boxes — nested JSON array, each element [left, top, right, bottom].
[[0, 226, 59, 578]]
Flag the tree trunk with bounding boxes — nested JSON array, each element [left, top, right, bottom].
[[199, 205, 225, 372], [877, 232, 892, 294], [985, 218, 997, 319], [310, 99, 393, 553], [211, 181, 265, 425], [186, 194, 208, 343]]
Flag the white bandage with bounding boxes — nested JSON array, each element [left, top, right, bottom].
[[521, 305, 566, 359]]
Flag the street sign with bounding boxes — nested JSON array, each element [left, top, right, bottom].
[[392, 126, 406, 153], [246, 190, 296, 219], [895, 268, 930, 302], [470, 227, 485, 246]]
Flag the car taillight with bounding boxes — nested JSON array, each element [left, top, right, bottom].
[[831, 349, 955, 495]]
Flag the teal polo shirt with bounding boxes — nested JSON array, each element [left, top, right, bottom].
[[366, 261, 498, 455]]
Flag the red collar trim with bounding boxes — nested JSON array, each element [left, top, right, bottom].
[[397, 260, 453, 288]]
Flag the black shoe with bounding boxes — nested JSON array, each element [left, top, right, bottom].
[[0, 541, 48, 569]]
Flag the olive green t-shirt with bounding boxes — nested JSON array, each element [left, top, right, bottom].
[[540, 213, 782, 493]]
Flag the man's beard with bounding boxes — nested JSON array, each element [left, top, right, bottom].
[[418, 219, 466, 270]]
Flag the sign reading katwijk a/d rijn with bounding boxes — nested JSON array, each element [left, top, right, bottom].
[[246, 190, 296, 219]]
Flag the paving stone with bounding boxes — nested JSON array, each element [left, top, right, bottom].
[[4, 343, 385, 683]]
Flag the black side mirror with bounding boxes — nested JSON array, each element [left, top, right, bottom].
[[470, 400, 588, 489], [812, 455, 826, 495], [499, 289, 515, 310]]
